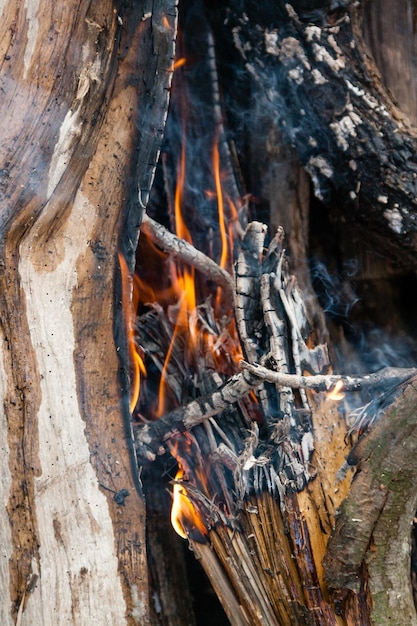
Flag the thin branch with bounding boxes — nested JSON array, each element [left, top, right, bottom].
[[140, 213, 235, 296], [240, 361, 417, 393]]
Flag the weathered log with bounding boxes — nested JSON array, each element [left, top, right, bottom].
[[0, 0, 176, 622], [324, 376, 417, 625]]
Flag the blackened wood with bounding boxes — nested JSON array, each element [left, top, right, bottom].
[[135, 368, 261, 462], [212, 2, 417, 269]]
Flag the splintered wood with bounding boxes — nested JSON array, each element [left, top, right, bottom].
[[134, 220, 349, 624], [134, 216, 417, 625]]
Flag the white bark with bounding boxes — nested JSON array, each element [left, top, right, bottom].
[[0, 332, 13, 626], [18, 190, 127, 624]]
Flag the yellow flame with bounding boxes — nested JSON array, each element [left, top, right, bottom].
[[118, 253, 146, 413], [170, 466, 208, 540], [327, 380, 345, 401], [171, 468, 189, 539]]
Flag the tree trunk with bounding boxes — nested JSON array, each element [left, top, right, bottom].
[[3, 0, 417, 624], [0, 1, 175, 623]]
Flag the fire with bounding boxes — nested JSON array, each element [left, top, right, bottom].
[[118, 253, 146, 413], [155, 144, 199, 417], [169, 436, 209, 542], [134, 126, 243, 539], [212, 138, 228, 270], [173, 57, 186, 70], [170, 465, 208, 541], [327, 379, 345, 401]]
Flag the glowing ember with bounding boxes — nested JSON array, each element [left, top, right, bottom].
[[327, 379, 345, 401], [119, 253, 146, 413], [173, 57, 186, 70]]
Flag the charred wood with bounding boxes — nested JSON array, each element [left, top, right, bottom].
[[207, 1, 417, 269]]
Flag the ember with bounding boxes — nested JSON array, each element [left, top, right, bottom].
[[326, 379, 345, 401]]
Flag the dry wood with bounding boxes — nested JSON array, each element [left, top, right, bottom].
[[324, 376, 417, 625]]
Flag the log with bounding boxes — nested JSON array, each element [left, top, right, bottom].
[[0, 0, 176, 623], [324, 376, 417, 625]]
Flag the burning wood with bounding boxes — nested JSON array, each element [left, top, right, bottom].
[[130, 6, 417, 622], [141, 213, 235, 297], [130, 204, 366, 622], [133, 202, 417, 624]]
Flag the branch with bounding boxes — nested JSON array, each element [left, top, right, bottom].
[[140, 213, 235, 297], [240, 361, 417, 393], [135, 358, 417, 463]]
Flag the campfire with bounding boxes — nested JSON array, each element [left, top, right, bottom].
[[120, 6, 417, 624]]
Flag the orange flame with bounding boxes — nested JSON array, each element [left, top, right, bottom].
[[156, 145, 198, 417], [119, 253, 146, 413], [327, 380, 345, 401], [173, 57, 187, 70], [171, 464, 208, 541], [212, 139, 228, 270]]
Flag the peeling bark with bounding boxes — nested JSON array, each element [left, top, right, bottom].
[[0, 0, 176, 623]]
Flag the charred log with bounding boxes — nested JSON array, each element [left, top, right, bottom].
[[205, 1, 417, 270]]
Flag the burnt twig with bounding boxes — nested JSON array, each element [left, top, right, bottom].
[[140, 213, 235, 296], [135, 368, 262, 463], [240, 361, 417, 394]]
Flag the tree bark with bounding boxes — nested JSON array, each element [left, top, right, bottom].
[[0, 0, 175, 623]]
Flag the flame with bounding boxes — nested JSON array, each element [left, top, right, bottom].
[[156, 145, 198, 417], [173, 57, 186, 70], [170, 456, 208, 542], [119, 253, 146, 413], [163, 15, 170, 29], [212, 139, 228, 270], [327, 379, 345, 401]]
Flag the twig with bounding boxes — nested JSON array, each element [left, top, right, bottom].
[[140, 213, 235, 296], [240, 360, 417, 393]]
